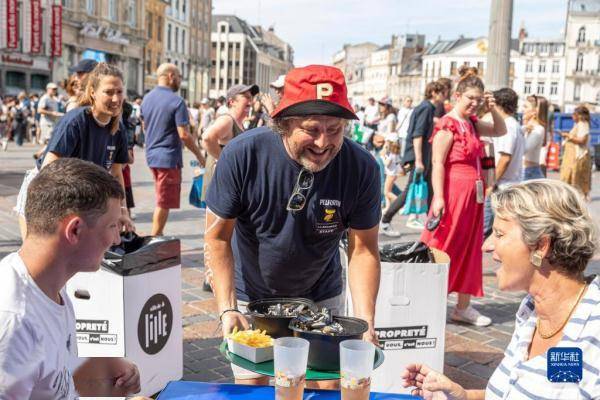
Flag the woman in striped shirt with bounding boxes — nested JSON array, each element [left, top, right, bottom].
[[403, 179, 599, 399]]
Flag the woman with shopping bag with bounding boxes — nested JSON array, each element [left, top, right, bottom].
[[420, 67, 506, 327]]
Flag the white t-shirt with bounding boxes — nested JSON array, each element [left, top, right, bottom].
[[378, 113, 397, 140], [37, 94, 60, 127], [216, 105, 228, 117], [492, 116, 525, 188], [364, 104, 379, 125], [396, 107, 413, 137], [201, 107, 215, 130], [523, 124, 545, 164], [0, 252, 80, 400]]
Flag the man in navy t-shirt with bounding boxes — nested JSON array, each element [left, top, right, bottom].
[[141, 63, 204, 235], [205, 65, 381, 385]]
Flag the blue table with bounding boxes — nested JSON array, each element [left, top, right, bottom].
[[157, 381, 420, 399]]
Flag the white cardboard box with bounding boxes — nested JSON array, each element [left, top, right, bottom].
[[66, 265, 183, 396], [347, 248, 449, 394]]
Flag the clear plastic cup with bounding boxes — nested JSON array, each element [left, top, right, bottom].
[[274, 337, 309, 400], [340, 340, 376, 400]]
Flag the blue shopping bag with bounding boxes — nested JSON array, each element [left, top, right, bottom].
[[189, 173, 206, 208], [401, 172, 428, 215]]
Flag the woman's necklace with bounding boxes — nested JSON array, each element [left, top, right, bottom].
[[536, 283, 587, 339]]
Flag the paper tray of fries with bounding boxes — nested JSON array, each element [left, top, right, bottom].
[[226, 328, 274, 363]]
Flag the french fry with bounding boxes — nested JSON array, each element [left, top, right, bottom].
[[227, 328, 273, 348]]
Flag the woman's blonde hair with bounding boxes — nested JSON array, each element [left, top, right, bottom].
[[491, 179, 598, 277], [79, 62, 124, 134]]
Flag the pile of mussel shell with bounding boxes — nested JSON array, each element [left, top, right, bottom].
[[265, 303, 309, 318], [291, 307, 345, 336]]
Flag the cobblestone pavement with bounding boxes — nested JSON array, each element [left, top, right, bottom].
[[1, 142, 600, 391]]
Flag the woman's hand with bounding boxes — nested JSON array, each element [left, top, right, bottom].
[[402, 363, 467, 400], [431, 196, 445, 218], [483, 91, 496, 113]]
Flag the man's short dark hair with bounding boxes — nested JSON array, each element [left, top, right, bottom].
[[424, 81, 444, 100], [25, 158, 124, 236], [493, 88, 519, 116]]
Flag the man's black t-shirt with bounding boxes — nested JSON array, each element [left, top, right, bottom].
[[402, 100, 436, 168], [38, 107, 128, 170], [206, 127, 381, 302]]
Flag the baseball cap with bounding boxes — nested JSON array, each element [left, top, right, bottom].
[[270, 75, 286, 89], [226, 84, 259, 101], [46, 82, 58, 90], [271, 65, 357, 120], [69, 59, 98, 74], [378, 96, 393, 107]]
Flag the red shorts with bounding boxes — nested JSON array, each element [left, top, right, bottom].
[[151, 167, 182, 209]]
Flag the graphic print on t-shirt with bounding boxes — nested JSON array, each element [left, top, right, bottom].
[[105, 145, 116, 169], [315, 198, 343, 235]]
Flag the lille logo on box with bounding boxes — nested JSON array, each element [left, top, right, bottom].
[[138, 293, 173, 355], [547, 347, 583, 383]]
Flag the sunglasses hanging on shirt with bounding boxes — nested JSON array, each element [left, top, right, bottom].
[[286, 168, 314, 212]]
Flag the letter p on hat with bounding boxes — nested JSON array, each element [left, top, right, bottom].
[[271, 65, 357, 120]]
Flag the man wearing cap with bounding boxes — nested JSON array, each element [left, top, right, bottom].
[[37, 83, 63, 145], [261, 74, 286, 115], [200, 84, 258, 207], [69, 59, 98, 86], [141, 63, 205, 236], [205, 65, 381, 386], [199, 98, 214, 135]]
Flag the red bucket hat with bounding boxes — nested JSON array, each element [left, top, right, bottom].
[[271, 65, 358, 120]]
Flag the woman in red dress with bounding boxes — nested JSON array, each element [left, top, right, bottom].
[[421, 67, 507, 326]]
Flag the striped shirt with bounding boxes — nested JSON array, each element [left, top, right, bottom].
[[486, 275, 600, 400]]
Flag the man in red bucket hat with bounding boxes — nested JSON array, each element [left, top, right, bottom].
[[204, 65, 381, 387]]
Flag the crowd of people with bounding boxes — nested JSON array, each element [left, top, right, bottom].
[[0, 58, 598, 399]]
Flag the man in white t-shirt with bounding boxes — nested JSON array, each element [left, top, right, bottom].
[[364, 97, 380, 130], [0, 158, 144, 399], [37, 83, 63, 143], [484, 88, 524, 237], [396, 96, 413, 156]]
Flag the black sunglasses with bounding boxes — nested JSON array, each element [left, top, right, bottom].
[[286, 168, 314, 212]]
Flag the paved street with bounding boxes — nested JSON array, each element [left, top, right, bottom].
[[1, 142, 600, 391]]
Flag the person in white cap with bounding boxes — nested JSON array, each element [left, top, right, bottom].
[[260, 74, 286, 115], [199, 98, 214, 135], [37, 83, 63, 145]]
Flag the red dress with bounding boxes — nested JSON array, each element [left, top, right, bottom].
[[420, 115, 485, 297]]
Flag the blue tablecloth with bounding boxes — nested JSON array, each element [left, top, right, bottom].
[[157, 381, 420, 399]]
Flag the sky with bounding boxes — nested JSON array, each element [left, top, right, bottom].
[[213, 0, 569, 66]]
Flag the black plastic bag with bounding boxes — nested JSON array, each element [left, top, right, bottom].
[[379, 241, 433, 263], [102, 232, 181, 276]]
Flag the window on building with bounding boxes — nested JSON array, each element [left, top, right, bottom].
[[450, 61, 457, 75], [577, 26, 586, 43], [167, 24, 172, 51], [128, 0, 136, 26], [220, 24, 226, 33], [552, 60, 560, 73], [31, 74, 48, 91], [182, 0, 186, 15], [525, 60, 533, 73], [157, 18, 162, 39], [550, 81, 558, 95], [576, 53, 584, 72], [524, 81, 532, 94], [108, 0, 117, 21], [537, 82, 545, 95], [540, 44, 549, 54], [175, 27, 179, 53], [182, 30, 186, 53], [146, 13, 153, 39], [86, 0, 95, 15], [539, 61, 546, 73], [574, 83, 581, 101], [6, 71, 26, 89]]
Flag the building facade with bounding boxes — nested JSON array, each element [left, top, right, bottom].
[[0, 0, 55, 95], [209, 15, 293, 99], [187, 0, 212, 103], [164, 0, 191, 99], [60, 0, 146, 96], [512, 35, 566, 109], [564, 0, 600, 112], [143, 0, 168, 91]]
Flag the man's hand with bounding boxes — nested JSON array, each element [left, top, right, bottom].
[[261, 93, 276, 115], [363, 324, 380, 347], [402, 363, 467, 400], [112, 359, 142, 395], [119, 211, 135, 232], [221, 311, 250, 337]]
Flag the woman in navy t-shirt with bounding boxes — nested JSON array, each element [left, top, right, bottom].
[[15, 63, 134, 236]]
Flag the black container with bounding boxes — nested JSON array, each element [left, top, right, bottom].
[[246, 297, 316, 338], [289, 316, 368, 371]]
